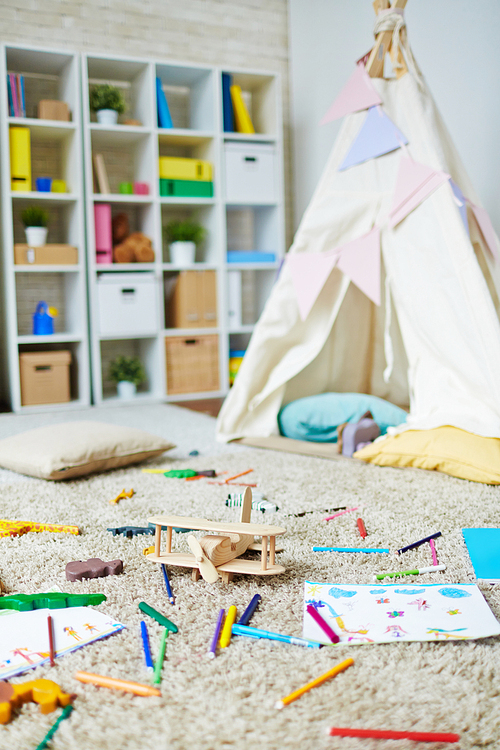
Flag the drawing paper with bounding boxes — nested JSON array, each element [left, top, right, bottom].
[[462, 528, 500, 583], [0, 606, 125, 679], [303, 582, 500, 645]]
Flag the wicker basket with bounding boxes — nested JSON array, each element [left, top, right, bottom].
[[165, 335, 219, 395]]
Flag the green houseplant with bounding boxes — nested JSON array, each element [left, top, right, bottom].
[[89, 84, 126, 125], [165, 220, 206, 266], [21, 206, 49, 247], [109, 355, 146, 399]]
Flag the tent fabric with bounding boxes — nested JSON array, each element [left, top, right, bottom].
[[216, 71, 500, 444]]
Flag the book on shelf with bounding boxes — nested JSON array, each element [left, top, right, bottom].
[[227, 269, 242, 327], [230, 84, 255, 134], [462, 528, 500, 583], [9, 73, 19, 117], [156, 77, 173, 129], [222, 73, 234, 132], [6, 75, 14, 116], [93, 153, 110, 194], [227, 251, 276, 263], [17, 75, 25, 118], [6, 74, 25, 117]]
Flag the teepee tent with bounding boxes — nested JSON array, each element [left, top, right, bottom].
[[216, 0, 500, 446]]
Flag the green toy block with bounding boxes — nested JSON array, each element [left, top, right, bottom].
[[159, 178, 213, 198], [0, 592, 107, 611], [138, 601, 178, 633]]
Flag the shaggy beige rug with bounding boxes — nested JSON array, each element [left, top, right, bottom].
[[1, 435, 500, 750]]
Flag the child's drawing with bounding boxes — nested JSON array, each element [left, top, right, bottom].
[[408, 598, 430, 611]]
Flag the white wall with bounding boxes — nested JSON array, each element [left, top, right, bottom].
[[288, 0, 500, 233]]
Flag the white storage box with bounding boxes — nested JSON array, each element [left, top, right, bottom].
[[224, 142, 276, 203], [97, 273, 158, 336]]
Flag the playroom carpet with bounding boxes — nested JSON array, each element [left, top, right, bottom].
[[1, 406, 500, 749]]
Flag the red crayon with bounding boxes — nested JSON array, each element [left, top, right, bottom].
[[327, 727, 460, 743], [356, 517, 367, 539]]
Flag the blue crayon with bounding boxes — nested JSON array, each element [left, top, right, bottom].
[[232, 623, 321, 648], [313, 547, 390, 553], [140, 620, 154, 671], [238, 594, 261, 626], [161, 563, 175, 605]]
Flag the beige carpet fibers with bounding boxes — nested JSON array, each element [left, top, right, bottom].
[[1, 419, 500, 749]]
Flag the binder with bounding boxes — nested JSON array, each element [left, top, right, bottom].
[[9, 126, 31, 191], [156, 77, 173, 129], [222, 73, 234, 132], [230, 84, 255, 134]]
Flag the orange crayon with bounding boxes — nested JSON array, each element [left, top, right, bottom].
[[74, 671, 161, 697]]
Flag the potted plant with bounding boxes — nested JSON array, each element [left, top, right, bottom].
[[21, 206, 49, 247], [109, 355, 146, 399], [89, 84, 126, 126], [165, 220, 206, 266]]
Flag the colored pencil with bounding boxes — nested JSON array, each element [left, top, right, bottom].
[[238, 594, 261, 626], [140, 620, 154, 671], [357, 517, 367, 539], [275, 658, 354, 708], [313, 547, 389, 553], [375, 564, 446, 580], [161, 563, 175, 605], [306, 605, 339, 643], [225, 469, 253, 483], [323, 507, 359, 522], [396, 531, 442, 555], [208, 608, 225, 659], [232, 623, 321, 648], [429, 537, 439, 565], [153, 627, 169, 685], [47, 615, 55, 666], [35, 704, 74, 750], [220, 605, 237, 648], [75, 671, 161, 696], [326, 727, 460, 743]]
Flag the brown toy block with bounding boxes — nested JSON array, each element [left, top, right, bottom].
[[0, 678, 75, 724], [65, 558, 123, 582]]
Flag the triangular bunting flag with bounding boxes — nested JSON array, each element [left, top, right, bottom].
[[287, 252, 339, 321], [388, 154, 450, 227], [336, 227, 381, 305], [320, 63, 382, 125], [469, 202, 499, 262], [339, 106, 408, 171], [450, 180, 469, 236]]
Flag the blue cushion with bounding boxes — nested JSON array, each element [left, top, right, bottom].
[[278, 393, 407, 443]]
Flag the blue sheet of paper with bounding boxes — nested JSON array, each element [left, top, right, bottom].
[[462, 528, 500, 582], [339, 105, 408, 171]]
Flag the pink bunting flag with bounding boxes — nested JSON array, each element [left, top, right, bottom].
[[336, 227, 381, 306], [287, 252, 339, 321], [388, 154, 450, 228], [320, 63, 382, 125], [468, 202, 499, 262]]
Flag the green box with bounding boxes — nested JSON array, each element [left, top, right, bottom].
[[159, 178, 213, 198]]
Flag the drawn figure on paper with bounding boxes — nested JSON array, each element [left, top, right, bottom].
[[447, 609, 461, 616], [376, 597, 390, 604], [370, 588, 387, 594], [347, 635, 374, 643], [83, 623, 98, 633], [307, 584, 323, 597], [394, 588, 422, 595], [438, 587, 472, 599], [427, 627, 468, 640], [387, 611, 404, 618], [63, 626, 82, 641], [10, 647, 49, 664], [384, 624, 407, 638], [335, 616, 371, 638], [306, 599, 340, 619], [328, 586, 357, 599], [408, 598, 430, 611]]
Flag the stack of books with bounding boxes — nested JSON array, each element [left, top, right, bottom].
[[159, 156, 213, 198], [222, 73, 255, 134], [7, 74, 26, 118]]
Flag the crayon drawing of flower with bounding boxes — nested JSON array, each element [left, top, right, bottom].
[[387, 610, 404, 618]]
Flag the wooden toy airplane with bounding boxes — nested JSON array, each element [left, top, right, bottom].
[[145, 488, 286, 583]]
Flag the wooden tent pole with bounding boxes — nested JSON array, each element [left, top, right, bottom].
[[366, 0, 408, 79]]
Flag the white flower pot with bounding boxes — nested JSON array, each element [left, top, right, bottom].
[[117, 381, 137, 399], [97, 109, 119, 125], [170, 241, 196, 266], [25, 226, 48, 247]]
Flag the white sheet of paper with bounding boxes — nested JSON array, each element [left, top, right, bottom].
[[0, 606, 125, 679], [303, 582, 500, 645]]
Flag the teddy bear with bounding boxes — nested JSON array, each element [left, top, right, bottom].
[[113, 231, 155, 263]]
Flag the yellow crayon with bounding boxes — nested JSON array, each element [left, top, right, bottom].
[[219, 605, 237, 648]]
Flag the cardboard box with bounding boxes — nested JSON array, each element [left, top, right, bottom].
[[168, 270, 217, 328], [14, 244, 78, 265], [19, 350, 72, 406], [38, 100, 70, 121], [165, 335, 219, 394]]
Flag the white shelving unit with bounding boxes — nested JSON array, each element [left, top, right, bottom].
[[0, 44, 90, 412], [81, 52, 285, 405]]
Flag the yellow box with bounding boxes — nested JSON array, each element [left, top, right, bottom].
[[158, 156, 212, 181], [10, 126, 31, 192]]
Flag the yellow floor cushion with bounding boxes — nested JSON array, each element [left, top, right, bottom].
[[354, 426, 500, 484]]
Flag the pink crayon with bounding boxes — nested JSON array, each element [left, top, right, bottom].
[[306, 604, 339, 644], [429, 538, 438, 565], [324, 507, 359, 522]]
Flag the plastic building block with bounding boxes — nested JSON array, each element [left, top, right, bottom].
[[107, 526, 155, 538], [0, 678, 75, 724], [138, 601, 178, 633], [66, 558, 123, 582], [109, 488, 135, 505], [0, 592, 106, 612], [0, 520, 79, 538]]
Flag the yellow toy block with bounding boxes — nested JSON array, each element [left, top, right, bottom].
[[9, 127, 31, 192], [158, 156, 212, 181]]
